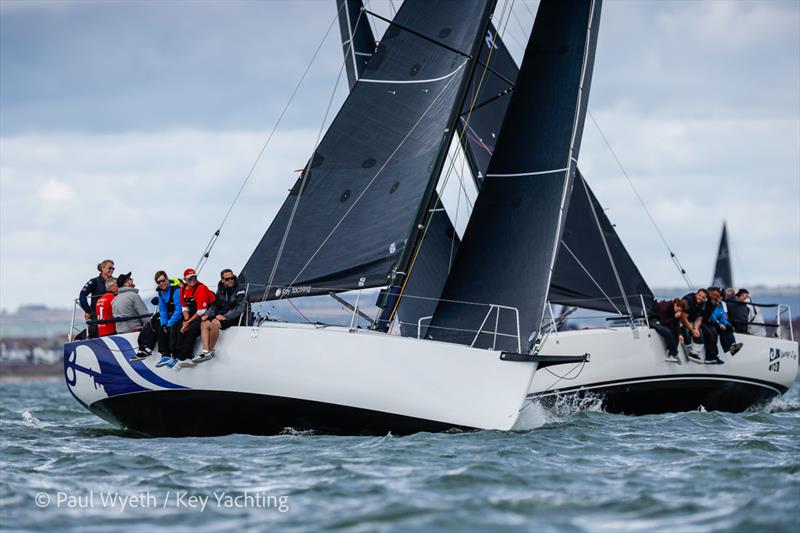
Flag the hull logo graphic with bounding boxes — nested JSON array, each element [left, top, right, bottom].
[[769, 346, 798, 373], [769, 348, 780, 372]]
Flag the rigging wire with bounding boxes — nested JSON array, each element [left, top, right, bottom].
[[260, 8, 363, 304], [587, 111, 695, 290], [579, 176, 633, 318], [193, 3, 345, 274], [560, 240, 623, 315]]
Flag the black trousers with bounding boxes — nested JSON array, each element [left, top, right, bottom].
[[700, 323, 720, 359], [137, 316, 160, 351], [652, 323, 678, 356], [156, 321, 183, 357], [717, 323, 736, 353], [177, 319, 201, 360]]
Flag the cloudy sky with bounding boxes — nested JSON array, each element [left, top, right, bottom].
[[1, 0, 798, 312]]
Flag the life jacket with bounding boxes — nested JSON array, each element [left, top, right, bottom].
[[180, 282, 215, 316], [158, 284, 179, 316], [96, 293, 117, 336]]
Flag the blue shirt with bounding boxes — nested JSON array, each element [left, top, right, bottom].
[[709, 303, 729, 327]]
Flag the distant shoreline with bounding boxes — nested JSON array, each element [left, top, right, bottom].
[[0, 362, 62, 383]]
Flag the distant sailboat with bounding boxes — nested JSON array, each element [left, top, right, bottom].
[[712, 222, 733, 288]]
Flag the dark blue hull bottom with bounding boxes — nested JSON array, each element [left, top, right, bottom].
[[87, 377, 787, 437], [529, 376, 786, 415], [90, 390, 466, 437]]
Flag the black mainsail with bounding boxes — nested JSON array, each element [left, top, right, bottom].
[[428, 0, 603, 350], [712, 222, 733, 288], [550, 170, 652, 313], [241, 0, 496, 301]]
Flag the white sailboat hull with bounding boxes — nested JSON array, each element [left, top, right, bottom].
[[527, 326, 799, 414], [64, 323, 538, 436]]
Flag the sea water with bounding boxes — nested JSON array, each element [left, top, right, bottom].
[[1, 379, 798, 532]]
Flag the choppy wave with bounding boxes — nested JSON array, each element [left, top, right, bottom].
[[1, 380, 798, 531], [513, 391, 606, 430], [758, 395, 800, 413]]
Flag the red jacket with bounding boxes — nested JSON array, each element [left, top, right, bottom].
[[96, 293, 116, 336], [180, 282, 215, 317]]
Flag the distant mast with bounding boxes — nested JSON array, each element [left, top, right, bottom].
[[712, 222, 733, 289]]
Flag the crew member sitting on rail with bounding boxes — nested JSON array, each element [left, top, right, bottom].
[[112, 272, 150, 334], [681, 288, 723, 364], [707, 287, 743, 356], [726, 289, 749, 334], [95, 277, 118, 337], [176, 268, 215, 367], [151, 272, 184, 368], [738, 289, 767, 337], [198, 269, 247, 363], [77, 259, 115, 339], [649, 298, 688, 363]]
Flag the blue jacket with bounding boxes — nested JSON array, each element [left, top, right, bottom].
[[709, 303, 729, 327], [158, 283, 182, 327]]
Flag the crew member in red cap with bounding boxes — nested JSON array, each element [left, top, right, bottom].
[[176, 268, 215, 367]]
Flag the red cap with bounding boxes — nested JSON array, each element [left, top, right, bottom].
[[183, 268, 197, 280]]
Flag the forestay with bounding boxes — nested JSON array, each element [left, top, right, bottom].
[[241, 0, 495, 301], [428, 0, 603, 350]]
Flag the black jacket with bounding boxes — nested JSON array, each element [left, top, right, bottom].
[[209, 276, 247, 321], [682, 293, 709, 323], [79, 275, 107, 314], [650, 300, 682, 336], [726, 299, 750, 333]]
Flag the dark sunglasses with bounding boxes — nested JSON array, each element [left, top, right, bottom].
[[156, 278, 168, 284], [222, 276, 235, 282], [107, 266, 115, 271]]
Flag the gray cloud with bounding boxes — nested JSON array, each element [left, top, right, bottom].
[[1, 0, 798, 311]]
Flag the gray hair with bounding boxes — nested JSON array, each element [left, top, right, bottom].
[[105, 277, 118, 290]]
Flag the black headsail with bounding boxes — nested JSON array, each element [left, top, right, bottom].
[[712, 222, 733, 288], [404, 11, 650, 326], [337, 0, 376, 88], [428, 0, 603, 350], [241, 0, 496, 302], [387, 20, 516, 335]]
